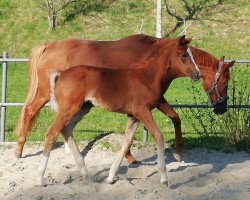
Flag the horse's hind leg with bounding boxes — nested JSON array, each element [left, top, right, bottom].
[[61, 102, 92, 176], [125, 149, 137, 164], [15, 90, 49, 158], [107, 116, 139, 184]]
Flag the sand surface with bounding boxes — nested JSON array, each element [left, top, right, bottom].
[[0, 133, 250, 200]]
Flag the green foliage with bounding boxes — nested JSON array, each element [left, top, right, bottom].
[[180, 66, 250, 150], [222, 67, 250, 150]]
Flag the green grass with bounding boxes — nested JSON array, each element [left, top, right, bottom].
[[0, 0, 249, 150]]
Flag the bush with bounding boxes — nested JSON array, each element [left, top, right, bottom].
[[180, 66, 250, 150]]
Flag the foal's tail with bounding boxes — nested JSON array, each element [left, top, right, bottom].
[[50, 72, 60, 112], [14, 44, 47, 135]]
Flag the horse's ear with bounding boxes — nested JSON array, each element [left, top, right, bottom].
[[178, 35, 192, 46], [226, 60, 235, 68], [186, 36, 193, 44]]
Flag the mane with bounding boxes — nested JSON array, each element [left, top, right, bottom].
[[119, 34, 158, 45], [190, 46, 219, 70]]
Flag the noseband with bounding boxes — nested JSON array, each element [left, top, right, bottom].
[[206, 60, 228, 106], [186, 47, 202, 78]]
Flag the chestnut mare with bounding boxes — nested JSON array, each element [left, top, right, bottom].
[[15, 34, 235, 164], [37, 37, 199, 185]]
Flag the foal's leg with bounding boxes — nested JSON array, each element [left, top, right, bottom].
[[15, 90, 49, 158], [37, 105, 81, 186], [157, 99, 183, 162], [133, 108, 167, 184], [62, 102, 93, 153], [61, 102, 92, 176], [107, 117, 139, 184], [37, 112, 69, 185]]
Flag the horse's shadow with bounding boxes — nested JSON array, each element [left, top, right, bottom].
[[91, 145, 249, 188], [23, 142, 65, 158], [24, 133, 249, 189], [23, 131, 111, 158], [80, 132, 111, 156]]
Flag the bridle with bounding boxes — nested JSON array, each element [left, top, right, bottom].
[[186, 47, 202, 78], [187, 47, 228, 107], [205, 59, 228, 107]]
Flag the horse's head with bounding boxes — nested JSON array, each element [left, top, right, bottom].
[[171, 36, 201, 82], [202, 56, 235, 115]]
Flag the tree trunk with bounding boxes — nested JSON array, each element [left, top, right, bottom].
[[48, 13, 56, 30]]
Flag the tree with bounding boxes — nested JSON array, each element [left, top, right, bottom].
[[36, 0, 80, 30], [163, 0, 225, 35], [36, 0, 114, 30]]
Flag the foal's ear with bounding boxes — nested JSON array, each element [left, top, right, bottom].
[[178, 35, 192, 46], [219, 56, 225, 64]]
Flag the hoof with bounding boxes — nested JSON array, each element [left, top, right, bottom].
[[36, 177, 44, 187], [14, 151, 22, 159], [106, 176, 115, 184], [64, 143, 71, 154], [173, 152, 182, 162], [160, 177, 168, 185], [129, 160, 139, 165], [80, 169, 88, 179]]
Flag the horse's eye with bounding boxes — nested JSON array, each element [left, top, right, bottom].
[[181, 53, 188, 58], [223, 81, 228, 86]]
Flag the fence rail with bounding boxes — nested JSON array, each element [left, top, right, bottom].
[[1, 52, 250, 142]]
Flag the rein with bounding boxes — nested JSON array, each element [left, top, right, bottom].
[[206, 60, 228, 106]]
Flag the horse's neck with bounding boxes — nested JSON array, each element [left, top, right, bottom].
[[190, 46, 219, 75]]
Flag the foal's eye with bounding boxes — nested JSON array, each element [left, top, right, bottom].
[[181, 53, 188, 58]]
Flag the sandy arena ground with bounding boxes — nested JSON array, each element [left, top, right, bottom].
[[0, 133, 250, 200]]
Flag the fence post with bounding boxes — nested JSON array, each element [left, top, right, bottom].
[[1, 52, 8, 142], [143, 126, 148, 142]]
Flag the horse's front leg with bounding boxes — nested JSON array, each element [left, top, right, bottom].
[[157, 98, 183, 162], [107, 116, 139, 184]]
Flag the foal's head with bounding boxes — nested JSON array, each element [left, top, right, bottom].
[[170, 36, 200, 82], [202, 56, 235, 114]]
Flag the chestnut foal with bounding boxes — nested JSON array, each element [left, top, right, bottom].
[[37, 37, 199, 185]]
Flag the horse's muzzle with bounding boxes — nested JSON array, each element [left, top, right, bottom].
[[187, 69, 201, 82], [213, 99, 228, 115]]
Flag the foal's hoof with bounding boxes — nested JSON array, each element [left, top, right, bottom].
[[64, 144, 71, 154], [36, 177, 45, 187], [80, 169, 88, 179], [173, 152, 182, 162], [160, 177, 168, 185], [14, 151, 22, 159], [106, 177, 115, 184]]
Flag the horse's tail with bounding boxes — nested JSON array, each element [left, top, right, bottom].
[[14, 44, 47, 135], [50, 72, 60, 112]]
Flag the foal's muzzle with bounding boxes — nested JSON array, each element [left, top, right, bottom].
[[213, 97, 228, 115]]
